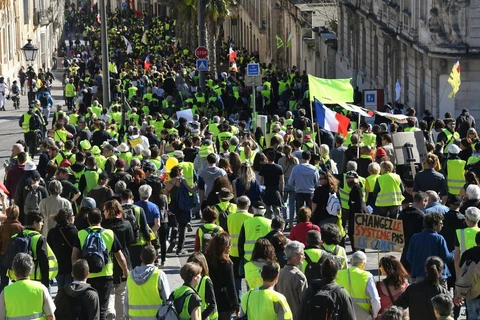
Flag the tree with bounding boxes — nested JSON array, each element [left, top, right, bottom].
[[173, 0, 198, 52]]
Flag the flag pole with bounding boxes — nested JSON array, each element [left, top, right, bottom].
[[357, 112, 361, 159], [310, 100, 319, 154]]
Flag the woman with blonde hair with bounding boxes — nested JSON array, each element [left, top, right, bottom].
[[233, 163, 262, 204], [278, 144, 299, 227]]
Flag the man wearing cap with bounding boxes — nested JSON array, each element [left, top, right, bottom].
[[215, 188, 237, 230], [19, 105, 43, 158], [446, 144, 466, 196]]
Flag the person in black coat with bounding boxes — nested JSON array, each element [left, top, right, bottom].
[[299, 255, 356, 320], [398, 192, 427, 273], [47, 208, 78, 288], [101, 199, 134, 320], [346, 170, 368, 252], [54, 259, 100, 320]]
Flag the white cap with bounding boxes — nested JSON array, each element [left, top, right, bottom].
[[24, 161, 37, 171], [448, 144, 461, 154]]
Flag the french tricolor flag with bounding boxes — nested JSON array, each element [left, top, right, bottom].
[[144, 54, 151, 71], [315, 98, 350, 136]]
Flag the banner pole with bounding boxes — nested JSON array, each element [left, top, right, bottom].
[[310, 100, 318, 154], [378, 250, 381, 282], [357, 112, 361, 159]]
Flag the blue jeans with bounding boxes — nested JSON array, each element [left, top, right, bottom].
[[56, 274, 74, 288], [282, 188, 296, 225], [466, 298, 480, 320]]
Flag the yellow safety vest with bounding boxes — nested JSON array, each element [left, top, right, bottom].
[[127, 268, 164, 318], [375, 172, 404, 207], [119, 152, 133, 166], [440, 129, 460, 154], [239, 150, 256, 165], [365, 174, 379, 193], [8, 230, 58, 281], [301, 248, 324, 273], [172, 285, 201, 320], [227, 211, 253, 257], [362, 133, 377, 147], [468, 155, 480, 165], [244, 262, 263, 289], [199, 145, 215, 158], [322, 243, 347, 269], [178, 162, 195, 187], [4, 280, 46, 320], [129, 205, 149, 246], [339, 174, 366, 210], [241, 288, 293, 320], [196, 276, 218, 320], [447, 159, 466, 195], [208, 123, 219, 138], [217, 132, 233, 144], [243, 216, 271, 261], [22, 113, 33, 133], [83, 169, 102, 196], [78, 227, 114, 278], [336, 267, 371, 313], [456, 227, 480, 255]]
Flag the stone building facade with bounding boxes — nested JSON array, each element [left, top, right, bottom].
[[336, 0, 480, 119]]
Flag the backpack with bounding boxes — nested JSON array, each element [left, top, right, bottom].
[[306, 282, 341, 320], [326, 193, 341, 216], [304, 251, 330, 284], [5, 231, 37, 272], [54, 286, 97, 320], [455, 259, 480, 300], [11, 85, 19, 95], [29, 112, 41, 130], [24, 186, 43, 214], [81, 228, 109, 273], [199, 225, 220, 253], [59, 152, 73, 168], [215, 204, 231, 231], [176, 179, 194, 212], [123, 205, 140, 242], [157, 291, 195, 320], [40, 94, 49, 107]]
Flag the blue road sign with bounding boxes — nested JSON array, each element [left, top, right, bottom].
[[196, 59, 208, 72], [247, 63, 260, 77], [366, 93, 376, 103], [122, 2, 127, 8]]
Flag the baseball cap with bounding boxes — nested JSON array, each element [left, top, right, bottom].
[[346, 171, 359, 179], [80, 197, 96, 209]]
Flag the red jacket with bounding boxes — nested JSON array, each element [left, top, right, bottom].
[[289, 222, 320, 245]]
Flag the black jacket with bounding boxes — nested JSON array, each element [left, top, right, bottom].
[[54, 282, 100, 320], [348, 183, 368, 218], [47, 223, 78, 275], [398, 206, 424, 272], [440, 210, 467, 252], [102, 218, 134, 283], [207, 259, 239, 313], [299, 279, 356, 320]]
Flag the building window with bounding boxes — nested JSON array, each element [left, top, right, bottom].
[[420, 0, 427, 20], [23, 0, 29, 24], [362, 25, 366, 70]]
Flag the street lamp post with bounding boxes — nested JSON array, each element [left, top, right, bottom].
[[21, 39, 39, 107]]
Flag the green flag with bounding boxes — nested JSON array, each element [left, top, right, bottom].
[[276, 35, 284, 49], [308, 74, 354, 103], [286, 33, 294, 48]]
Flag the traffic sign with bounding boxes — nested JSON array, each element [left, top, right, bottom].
[[247, 63, 260, 77], [245, 75, 262, 87], [195, 46, 208, 59], [196, 59, 209, 71]]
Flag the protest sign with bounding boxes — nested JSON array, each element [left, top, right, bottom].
[[354, 213, 404, 252], [176, 109, 194, 122]]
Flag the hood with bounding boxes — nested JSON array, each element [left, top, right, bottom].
[[65, 283, 93, 298], [252, 258, 267, 268], [70, 163, 85, 173], [296, 163, 318, 176], [130, 265, 156, 285]]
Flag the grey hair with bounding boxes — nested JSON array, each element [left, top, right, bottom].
[[13, 143, 25, 152], [346, 161, 357, 171], [285, 241, 304, 260], [426, 190, 440, 203], [320, 144, 330, 156], [466, 185, 480, 200], [13, 253, 34, 278], [237, 196, 251, 210], [351, 251, 367, 267], [466, 207, 480, 223], [139, 184, 152, 199], [306, 230, 322, 246], [115, 181, 127, 193], [49, 180, 63, 195], [130, 158, 141, 168]]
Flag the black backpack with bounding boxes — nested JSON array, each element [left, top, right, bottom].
[[304, 251, 330, 284], [54, 286, 97, 320], [306, 282, 342, 320], [40, 94, 49, 107], [29, 112, 41, 130], [123, 205, 141, 242], [199, 225, 221, 253], [215, 204, 231, 231], [5, 231, 37, 271]]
